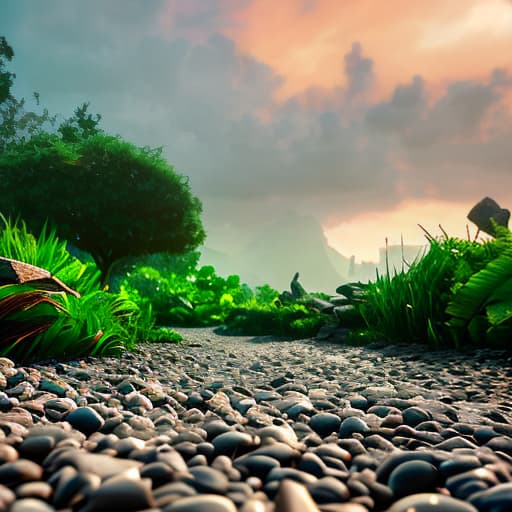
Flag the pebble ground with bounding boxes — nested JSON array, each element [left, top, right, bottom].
[[0, 327, 511, 511]]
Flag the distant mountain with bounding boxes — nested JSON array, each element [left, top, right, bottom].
[[200, 214, 348, 293], [326, 245, 352, 279]]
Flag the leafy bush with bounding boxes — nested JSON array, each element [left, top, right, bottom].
[[446, 228, 512, 347], [119, 256, 325, 338]]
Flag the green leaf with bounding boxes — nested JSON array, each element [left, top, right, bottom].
[[446, 250, 512, 323], [486, 300, 512, 326]]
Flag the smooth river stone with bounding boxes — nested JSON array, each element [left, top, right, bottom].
[[182, 466, 229, 494], [52, 471, 101, 509], [18, 435, 56, 464], [79, 477, 154, 512], [163, 494, 237, 512], [66, 407, 105, 436], [439, 456, 482, 478], [376, 451, 439, 483], [338, 417, 370, 438], [44, 450, 142, 480], [0, 484, 15, 509], [212, 431, 259, 458], [0, 444, 18, 464], [0, 459, 43, 487], [9, 498, 55, 512], [234, 455, 280, 480], [386, 493, 478, 511], [307, 476, 350, 503], [309, 413, 342, 438], [469, 482, 512, 512], [388, 460, 441, 498], [274, 479, 320, 512], [402, 406, 433, 427]]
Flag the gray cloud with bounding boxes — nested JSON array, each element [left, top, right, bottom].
[[1, 1, 511, 235]]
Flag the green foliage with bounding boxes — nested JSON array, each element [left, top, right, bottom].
[[0, 132, 205, 276], [446, 230, 512, 347], [223, 302, 328, 338], [120, 256, 325, 338], [0, 36, 15, 104], [120, 260, 250, 327], [0, 217, 173, 362], [347, 228, 512, 348], [356, 242, 454, 345], [0, 284, 66, 360], [0, 215, 101, 295], [58, 102, 102, 143], [0, 38, 204, 277]]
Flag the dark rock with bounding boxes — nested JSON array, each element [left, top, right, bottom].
[[467, 197, 510, 236], [307, 476, 350, 503], [402, 406, 432, 427], [376, 451, 438, 483], [266, 467, 318, 486], [182, 466, 229, 494], [309, 413, 342, 438], [388, 460, 441, 498], [18, 435, 55, 464], [212, 431, 258, 458], [0, 459, 43, 487], [140, 461, 176, 488], [468, 481, 512, 512], [52, 471, 101, 509], [338, 417, 370, 438], [234, 455, 280, 480], [79, 477, 154, 512], [439, 456, 482, 478]]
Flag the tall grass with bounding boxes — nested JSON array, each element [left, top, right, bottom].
[[0, 216, 164, 362], [357, 241, 456, 345], [0, 214, 101, 295]]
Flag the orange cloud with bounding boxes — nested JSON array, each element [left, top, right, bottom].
[[225, 0, 512, 100]]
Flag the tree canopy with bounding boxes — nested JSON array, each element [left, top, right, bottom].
[[0, 132, 205, 275]]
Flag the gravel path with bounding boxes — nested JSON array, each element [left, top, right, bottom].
[[0, 327, 511, 511]]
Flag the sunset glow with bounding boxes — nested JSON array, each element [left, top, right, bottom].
[[225, 0, 512, 100]]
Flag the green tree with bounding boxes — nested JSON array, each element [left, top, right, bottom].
[[0, 132, 205, 278], [0, 36, 15, 104], [0, 37, 56, 151], [58, 102, 102, 142], [0, 38, 205, 278]]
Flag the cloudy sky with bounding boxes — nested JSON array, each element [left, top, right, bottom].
[[2, 0, 512, 261]]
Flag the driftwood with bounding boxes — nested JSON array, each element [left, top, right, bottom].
[[467, 197, 510, 237], [0, 256, 80, 297]]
